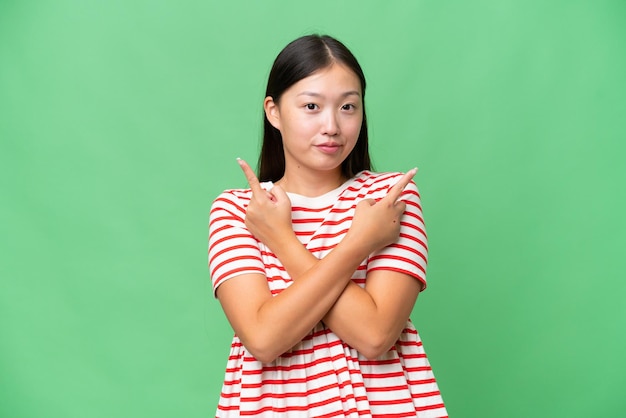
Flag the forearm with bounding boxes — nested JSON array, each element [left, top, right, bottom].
[[322, 279, 418, 359], [220, 234, 370, 363], [239, 171, 422, 360], [274, 236, 412, 358]]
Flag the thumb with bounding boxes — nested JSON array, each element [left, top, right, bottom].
[[395, 200, 407, 213], [358, 198, 377, 208], [269, 184, 290, 202]]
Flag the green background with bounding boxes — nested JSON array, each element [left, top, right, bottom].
[[1, 1, 625, 416]]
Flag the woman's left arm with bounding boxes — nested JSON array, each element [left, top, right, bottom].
[[269, 196, 423, 360], [238, 160, 425, 359]]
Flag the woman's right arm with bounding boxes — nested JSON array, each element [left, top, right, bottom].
[[215, 234, 369, 363], [230, 161, 423, 359], [210, 166, 405, 363]]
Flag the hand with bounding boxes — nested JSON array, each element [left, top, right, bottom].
[[346, 168, 418, 253], [237, 158, 295, 250]]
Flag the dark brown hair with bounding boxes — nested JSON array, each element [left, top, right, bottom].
[[258, 34, 372, 182]]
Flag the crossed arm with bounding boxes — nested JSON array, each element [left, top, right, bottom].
[[213, 160, 423, 363]]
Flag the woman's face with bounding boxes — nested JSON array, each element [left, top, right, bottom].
[[265, 63, 363, 179]]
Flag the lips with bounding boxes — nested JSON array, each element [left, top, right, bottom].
[[315, 142, 342, 154]]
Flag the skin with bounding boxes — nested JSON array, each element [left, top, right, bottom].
[[265, 63, 364, 196], [216, 64, 422, 363]]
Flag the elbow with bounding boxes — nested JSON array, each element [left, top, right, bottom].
[[360, 344, 392, 361], [357, 333, 396, 360], [241, 336, 285, 364], [250, 349, 280, 364]]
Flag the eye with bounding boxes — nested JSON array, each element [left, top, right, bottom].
[[341, 103, 356, 111], [305, 103, 318, 110]]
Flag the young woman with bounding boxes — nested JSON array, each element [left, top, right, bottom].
[[208, 34, 447, 418]]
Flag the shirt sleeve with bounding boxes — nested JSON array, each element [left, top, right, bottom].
[[208, 191, 265, 297], [366, 177, 429, 290]]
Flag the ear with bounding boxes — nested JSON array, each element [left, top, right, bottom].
[[264, 96, 281, 130]]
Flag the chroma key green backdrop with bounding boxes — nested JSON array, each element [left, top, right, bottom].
[[1, 1, 625, 417]]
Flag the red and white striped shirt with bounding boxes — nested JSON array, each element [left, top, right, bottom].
[[208, 171, 447, 417]]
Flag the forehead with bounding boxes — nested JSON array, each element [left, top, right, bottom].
[[288, 64, 362, 96]]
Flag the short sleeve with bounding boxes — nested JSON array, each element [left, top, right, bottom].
[[208, 191, 265, 296], [366, 179, 428, 290]]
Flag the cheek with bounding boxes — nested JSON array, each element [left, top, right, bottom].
[[283, 114, 314, 134], [347, 117, 363, 139]]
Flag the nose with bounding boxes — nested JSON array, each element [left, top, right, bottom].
[[321, 110, 340, 136]]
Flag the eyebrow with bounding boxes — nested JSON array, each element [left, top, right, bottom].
[[297, 91, 361, 98]]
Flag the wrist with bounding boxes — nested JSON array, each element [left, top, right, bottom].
[[341, 229, 375, 260], [335, 233, 372, 268], [274, 236, 317, 278], [268, 231, 301, 258]]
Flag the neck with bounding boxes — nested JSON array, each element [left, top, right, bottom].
[[276, 168, 346, 197]]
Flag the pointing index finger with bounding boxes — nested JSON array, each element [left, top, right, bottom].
[[385, 168, 418, 203], [237, 158, 264, 196]]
